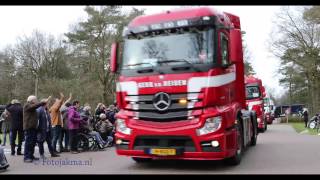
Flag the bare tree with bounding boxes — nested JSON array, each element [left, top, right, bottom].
[[65, 6, 144, 104], [13, 30, 67, 97], [270, 6, 320, 114]]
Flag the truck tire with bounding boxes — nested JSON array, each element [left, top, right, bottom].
[[132, 157, 152, 163], [259, 122, 266, 133], [225, 122, 243, 166], [264, 120, 267, 131], [250, 119, 257, 146]]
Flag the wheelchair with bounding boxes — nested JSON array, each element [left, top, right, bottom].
[[0, 146, 9, 171], [77, 127, 104, 152], [93, 121, 115, 147]]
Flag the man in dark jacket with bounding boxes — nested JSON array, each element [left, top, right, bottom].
[[36, 101, 59, 159], [23, 95, 50, 163], [6, 100, 24, 156], [303, 108, 309, 128], [106, 105, 116, 124], [58, 93, 72, 153]]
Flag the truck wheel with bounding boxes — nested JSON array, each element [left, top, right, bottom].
[[225, 123, 243, 166], [264, 121, 267, 131], [250, 120, 257, 146], [259, 124, 266, 133], [132, 157, 152, 163]]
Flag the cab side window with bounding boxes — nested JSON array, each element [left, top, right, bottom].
[[220, 34, 229, 66]]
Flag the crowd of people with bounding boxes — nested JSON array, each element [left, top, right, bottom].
[[0, 93, 118, 163]]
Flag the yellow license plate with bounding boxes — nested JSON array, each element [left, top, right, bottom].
[[150, 148, 176, 156]]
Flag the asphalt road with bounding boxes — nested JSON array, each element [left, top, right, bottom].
[[2, 123, 320, 174]]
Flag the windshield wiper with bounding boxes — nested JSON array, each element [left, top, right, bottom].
[[157, 59, 201, 72], [123, 62, 163, 74], [124, 62, 153, 67]]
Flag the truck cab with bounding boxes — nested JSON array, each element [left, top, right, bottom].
[[110, 7, 258, 165], [263, 96, 275, 124], [245, 75, 267, 132]]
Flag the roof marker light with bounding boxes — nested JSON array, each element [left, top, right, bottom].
[[177, 20, 188, 26], [203, 16, 210, 20]]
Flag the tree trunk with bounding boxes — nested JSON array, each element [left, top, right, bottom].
[[310, 78, 317, 115], [305, 73, 313, 114], [35, 75, 39, 97], [102, 81, 108, 105], [315, 76, 320, 114], [289, 74, 293, 106]]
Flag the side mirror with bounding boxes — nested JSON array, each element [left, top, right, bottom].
[[229, 29, 243, 64], [110, 42, 118, 73]]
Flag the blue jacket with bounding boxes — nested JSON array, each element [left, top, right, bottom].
[[36, 106, 52, 142], [106, 111, 116, 124]]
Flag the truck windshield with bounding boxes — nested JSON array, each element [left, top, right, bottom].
[[246, 86, 261, 100], [122, 28, 214, 70]]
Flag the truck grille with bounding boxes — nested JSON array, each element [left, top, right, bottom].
[[124, 93, 204, 122], [133, 136, 196, 152]]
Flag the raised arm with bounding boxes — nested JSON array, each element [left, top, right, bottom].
[[25, 96, 50, 112], [61, 93, 72, 108], [50, 93, 65, 112], [58, 92, 65, 106]]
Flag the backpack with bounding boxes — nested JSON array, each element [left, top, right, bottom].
[[61, 108, 69, 129]]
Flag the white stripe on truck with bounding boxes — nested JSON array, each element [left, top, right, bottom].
[[116, 81, 138, 95], [187, 72, 236, 93], [116, 72, 236, 96], [248, 100, 263, 110]]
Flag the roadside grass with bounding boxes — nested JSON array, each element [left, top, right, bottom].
[[0, 133, 19, 145], [0, 133, 10, 145], [290, 122, 319, 135]]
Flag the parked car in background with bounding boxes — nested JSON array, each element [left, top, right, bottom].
[[274, 104, 305, 118]]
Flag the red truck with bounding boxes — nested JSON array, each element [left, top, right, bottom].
[[264, 96, 275, 124], [110, 7, 258, 165], [245, 75, 267, 132]]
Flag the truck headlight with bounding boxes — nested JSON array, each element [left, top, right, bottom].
[[257, 118, 262, 123], [116, 119, 132, 135], [197, 116, 222, 136]]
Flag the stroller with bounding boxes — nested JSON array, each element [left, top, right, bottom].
[[0, 146, 9, 170]]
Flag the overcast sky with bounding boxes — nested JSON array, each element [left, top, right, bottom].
[[0, 6, 285, 98]]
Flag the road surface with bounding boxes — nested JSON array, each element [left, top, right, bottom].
[[2, 123, 320, 174]]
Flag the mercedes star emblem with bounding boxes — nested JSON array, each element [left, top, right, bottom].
[[153, 92, 171, 111]]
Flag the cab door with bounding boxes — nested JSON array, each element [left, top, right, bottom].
[[218, 30, 236, 104]]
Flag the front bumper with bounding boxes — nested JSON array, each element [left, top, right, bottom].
[[257, 116, 266, 129], [115, 125, 238, 160], [117, 149, 228, 160]]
